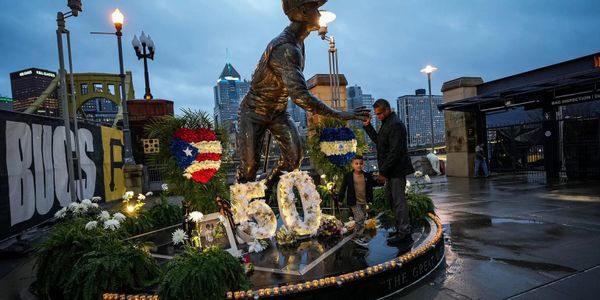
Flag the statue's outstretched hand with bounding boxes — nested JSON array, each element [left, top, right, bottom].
[[337, 106, 370, 121]]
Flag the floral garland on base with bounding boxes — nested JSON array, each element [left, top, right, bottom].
[[318, 214, 343, 237], [277, 170, 322, 236], [319, 127, 357, 167], [170, 128, 222, 184]]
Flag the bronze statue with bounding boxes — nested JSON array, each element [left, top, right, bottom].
[[237, 0, 369, 193]]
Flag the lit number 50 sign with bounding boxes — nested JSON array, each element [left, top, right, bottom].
[[230, 170, 322, 239]]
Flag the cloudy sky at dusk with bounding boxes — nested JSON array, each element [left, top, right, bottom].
[[1, 0, 599, 114]]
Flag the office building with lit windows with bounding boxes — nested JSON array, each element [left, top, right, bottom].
[[397, 89, 445, 148]]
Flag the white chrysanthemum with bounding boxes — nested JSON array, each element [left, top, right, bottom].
[[172, 229, 188, 245], [81, 199, 93, 207], [406, 180, 412, 194], [122, 191, 134, 200], [72, 203, 87, 215], [68, 202, 79, 211], [414, 170, 423, 177], [145, 191, 153, 197], [424, 174, 431, 183], [85, 221, 98, 230], [90, 203, 99, 209], [113, 212, 126, 222], [104, 219, 120, 231], [137, 194, 146, 201], [54, 207, 68, 219], [161, 183, 168, 191], [248, 239, 265, 253], [98, 210, 111, 221], [188, 211, 204, 223], [91, 196, 102, 202]]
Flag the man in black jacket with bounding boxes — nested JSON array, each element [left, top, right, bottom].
[[363, 99, 415, 244]]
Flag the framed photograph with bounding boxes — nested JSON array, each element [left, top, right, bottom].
[[195, 212, 240, 257]]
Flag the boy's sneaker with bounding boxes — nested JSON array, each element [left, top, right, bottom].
[[353, 237, 369, 248]]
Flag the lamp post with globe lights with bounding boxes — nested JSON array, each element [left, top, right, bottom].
[[131, 32, 155, 100], [318, 10, 341, 109], [111, 8, 136, 165], [420, 65, 438, 154]]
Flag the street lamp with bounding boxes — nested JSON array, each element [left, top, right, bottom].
[[420, 65, 438, 154], [112, 8, 136, 165], [318, 10, 341, 110], [56, 0, 84, 202], [131, 31, 155, 100]]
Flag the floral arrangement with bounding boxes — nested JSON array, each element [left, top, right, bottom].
[[318, 214, 344, 237], [275, 226, 297, 246], [319, 127, 357, 167], [230, 180, 277, 240], [54, 197, 101, 219], [277, 170, 322, 236], [170, 127, 222, 184], [364, 218, 378, 231], [344, 219, 356, 232], [247, 239, 268, 253]]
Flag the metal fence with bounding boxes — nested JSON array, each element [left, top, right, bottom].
[[487, 116, 600, 180]]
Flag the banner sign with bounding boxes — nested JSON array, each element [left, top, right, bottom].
[[0, 110, 125, 240]]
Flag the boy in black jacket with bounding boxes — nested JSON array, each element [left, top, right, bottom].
[[338, 155, 377, 247]]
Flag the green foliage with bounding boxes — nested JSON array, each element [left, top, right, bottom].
[[159, 246, 250, 300], [307, 118, 369, 188], [144, 109, 231, 213], [33, 219, 130, 299], [122, 211, 155, 236], [122, 197, 183, 236], [149, 197, 184, 228], [63, 239, 161, 300], [371, 187, 435, 227]]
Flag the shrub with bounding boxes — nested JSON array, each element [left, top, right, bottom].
[[371, 187, 435, 227], [159, 246, 250, 300], [63, 238, 160, 300]]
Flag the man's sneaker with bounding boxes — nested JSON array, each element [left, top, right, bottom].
[[353, 237, 369, 248]]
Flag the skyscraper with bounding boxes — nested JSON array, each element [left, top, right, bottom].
[[347, 85, 376, 127], [287, 101, 308, 136], [397, 89, 445, 148], [213, 63, 249, 129], [10, 67, 59, 116]]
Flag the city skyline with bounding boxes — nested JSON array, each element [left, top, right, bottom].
[[0, 1, 599, 117]]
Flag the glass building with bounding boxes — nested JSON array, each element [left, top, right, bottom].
[[213, 63, 249, 129], [397, 89, 445, 148]]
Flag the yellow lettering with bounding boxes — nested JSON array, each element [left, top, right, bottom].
[[101, 126, 125, 201]]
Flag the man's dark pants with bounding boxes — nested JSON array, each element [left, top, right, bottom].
[[385, 177, 411, 235]]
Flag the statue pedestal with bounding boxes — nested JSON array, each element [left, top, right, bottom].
[[124, 164, 144, 195]]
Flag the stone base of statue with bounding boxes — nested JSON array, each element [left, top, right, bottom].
[[131, 213, 444, 299], [234, 213, 445, 299]]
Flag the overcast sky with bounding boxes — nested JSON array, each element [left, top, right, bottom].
[[1, 0, 599, 115]]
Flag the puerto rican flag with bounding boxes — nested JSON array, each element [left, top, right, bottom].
[[170, 128, 222, 184]]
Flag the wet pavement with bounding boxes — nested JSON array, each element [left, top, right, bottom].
[[2, 174, 600, 299], [395, 174, 600, 300]]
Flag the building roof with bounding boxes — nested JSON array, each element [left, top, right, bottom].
[[218, 63, 241, 81], [439, 52, 600, 112]]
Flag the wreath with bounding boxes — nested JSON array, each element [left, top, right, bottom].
[[170, 128, 222, 184], [277, 170, 322, 236], [319, 127, 357, 167]]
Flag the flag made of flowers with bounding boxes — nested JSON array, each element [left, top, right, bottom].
[[170, 128, 222, 184], [319, 127, 357, 167]]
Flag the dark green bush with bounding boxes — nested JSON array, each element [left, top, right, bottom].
[[34, 219, 146, 300], [63, 238, 160, 300], [371, 187, 435, 227], [159, 246, 250, 300]]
